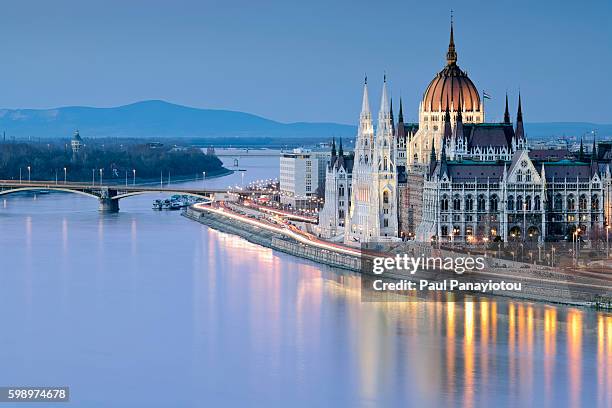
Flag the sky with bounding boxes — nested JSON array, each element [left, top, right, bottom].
[[0, 0, 610, 124]]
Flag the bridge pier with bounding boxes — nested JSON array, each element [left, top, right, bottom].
[[99, 188, 119, 213]]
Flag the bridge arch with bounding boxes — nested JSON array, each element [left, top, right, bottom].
[[0, 187, 100, 200], [112, 190, 214, 201]]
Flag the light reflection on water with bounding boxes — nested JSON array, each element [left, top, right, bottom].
[[0, 156, 610, 407]]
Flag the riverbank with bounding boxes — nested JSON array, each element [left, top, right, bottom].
[[184, 205, 612, 308]]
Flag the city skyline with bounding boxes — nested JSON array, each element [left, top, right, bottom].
[[0, 0, 610, 124]]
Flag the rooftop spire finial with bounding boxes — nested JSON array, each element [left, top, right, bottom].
[[504, 92, 510, 123], [446, 11, 457, 65]]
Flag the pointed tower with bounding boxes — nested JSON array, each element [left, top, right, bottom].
[[439, 138, 448, 177], [453, 93, 466, 157], [446, 14, 457, 66], [428, 143, 437, 176], [515, 93, 526, 149], [390, 97, 395, 134], [372, 74, 399, 239], [346, 76, 378, 244], [503, 93, 511, 124], [331, 137, 337, 158], [395, 97, 407, 167], [579, 137, 585, 161], [443, 101, 452, 143], [591, 133, 599, 176]]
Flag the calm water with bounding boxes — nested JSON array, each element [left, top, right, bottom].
[[0, 157, 610, 408]]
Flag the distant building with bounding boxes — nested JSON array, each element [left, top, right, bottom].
[[71, 130, 83, 161], [279, 148, 329, 208]]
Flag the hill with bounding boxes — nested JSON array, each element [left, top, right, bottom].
[[0, 100, 355, 140], [0, 100, 609, 141]]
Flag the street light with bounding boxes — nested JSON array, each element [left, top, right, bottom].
[[27, 166, 31, 182], [133, 169, 136, 186], [99, 168, 103, 186], [92, 169, 95, 186], [607, 225, 610, 258], [64, 167, 67, 184], [202, 171, 206, 188]]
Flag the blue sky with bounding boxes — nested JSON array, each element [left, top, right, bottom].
[[1, 0, 610, 124]]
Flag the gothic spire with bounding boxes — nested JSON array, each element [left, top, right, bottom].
[[446, 12, 457, 65], [398, 97, 404, 123], [592, 132, 597, 159], [361, 75, 370, 114], [579, 137, 585, 161], [338, 137, 344, 157], [429, 141, 437, 176], [390, 97, 395, 130], [443, 96, 452, 142], [503, 93, 510, 124], [440, 138, 448, 176], [379, 74, 389, 115], [515, 93, 525, 141], [331, 137, 336, 157]]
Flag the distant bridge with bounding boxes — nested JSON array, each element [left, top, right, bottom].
[[214, 149, 281, 157], [0, 180, 265, 212]]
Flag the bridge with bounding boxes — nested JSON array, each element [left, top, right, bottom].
[[0, 180, 266, 212]]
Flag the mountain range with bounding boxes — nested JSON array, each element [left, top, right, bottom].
[[0, 100, 609, 141]]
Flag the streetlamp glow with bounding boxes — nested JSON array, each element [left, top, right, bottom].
[[27, 166, 31, 182], [64, 167, 67, 184]]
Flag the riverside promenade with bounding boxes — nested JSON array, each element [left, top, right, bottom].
[[184, 204, 612, 308]]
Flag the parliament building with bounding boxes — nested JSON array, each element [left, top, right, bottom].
[[317, 20, 612, 244]]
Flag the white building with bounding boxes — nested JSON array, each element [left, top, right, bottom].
[[344, 77, 399, 244], [317, 139, 353, 239], [280, 148, 329, 208]]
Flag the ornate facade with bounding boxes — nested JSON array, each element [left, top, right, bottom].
[[317, 139, 353, 239], [343, 78, 399, 243], [317, 19, 612, 244]]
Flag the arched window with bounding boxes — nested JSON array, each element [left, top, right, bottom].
[[441, 195, 449, 211], [507, 195, 515, 211], [592, 195, 600, 210], [517, 196, 524, 211], [465, 195, 474, 211], [525, 196, 532, 211], [516, 170, 522, 182], [525, 170, 532, 182], [338, 184, 345, 196], [567, 194, 575, 211], [579, 194, 587, 211], [477, 195, 486, 212], [383, 190, 389, 204], [555, 194, 563, 210], [534, 195, 541, 211], [453, 195, 461, 211], [490, 195, 499, 212]]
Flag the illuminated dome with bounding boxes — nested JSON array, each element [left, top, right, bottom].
[[422, 22, 480, 113]]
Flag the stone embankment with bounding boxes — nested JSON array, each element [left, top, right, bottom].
[[184, 206, 612, 308]]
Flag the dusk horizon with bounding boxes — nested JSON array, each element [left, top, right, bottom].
[[1, 0, 610, 124]]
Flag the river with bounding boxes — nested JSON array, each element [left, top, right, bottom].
[[0, 156, 610, 407]]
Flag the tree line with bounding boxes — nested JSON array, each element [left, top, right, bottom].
[[0, 141, 227, 182]]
